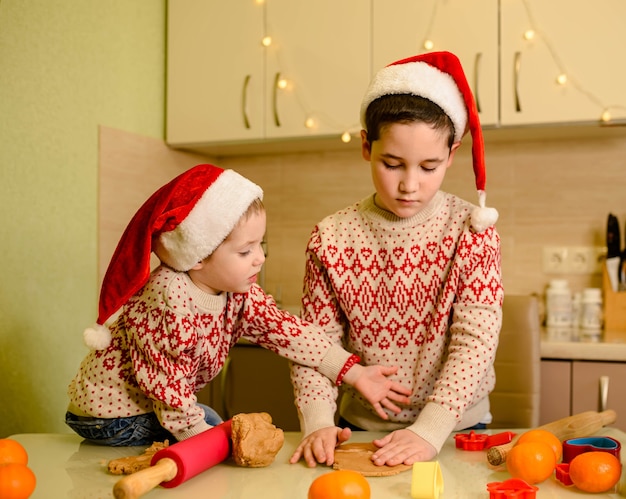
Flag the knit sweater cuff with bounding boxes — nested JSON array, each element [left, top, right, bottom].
[[173, 420, 212, 441], [316, 344, 353, 385], [405, 403, 458, 453], [299, 399, 338, 437]]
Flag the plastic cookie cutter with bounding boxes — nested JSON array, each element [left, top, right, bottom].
[[411, 461, 443, 499], [556, 436, 622, 486], [486, 478, 538, 499], [561, 436, 621, 463], [454, 430, 515, 451]]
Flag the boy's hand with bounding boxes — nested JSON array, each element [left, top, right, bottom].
[[342, 364, 411, 419], [289, 426, 352, 467], [371, 429, 437, 466]]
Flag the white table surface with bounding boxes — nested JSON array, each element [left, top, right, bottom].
[[10, 427, 626, 498]]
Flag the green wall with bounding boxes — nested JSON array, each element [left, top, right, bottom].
[[0, 1, 165, 436]]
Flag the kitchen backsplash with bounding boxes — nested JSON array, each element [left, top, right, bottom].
[[219, 127, 626, 308], [101, 125, 626, 310]]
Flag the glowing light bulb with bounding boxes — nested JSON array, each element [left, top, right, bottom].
[[255, 0, 264, 5], [276, 78, 288, 89], [523, 29, 535, 41], [304, 117, 315, 129], [601, 110, 612, 122], [423, 39, 434, 50], [341, 131, 352, 143], [556, 73, 568, 85], [262, 36, 272, 47]]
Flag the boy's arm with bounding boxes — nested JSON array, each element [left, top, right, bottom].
[[404, 226, 504, 452]]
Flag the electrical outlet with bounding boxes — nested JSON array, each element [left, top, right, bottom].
[[543, 245, 608, 274], [543, 246, 568, 273]]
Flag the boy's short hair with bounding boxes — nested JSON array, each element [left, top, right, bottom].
[[204, 197, 265, 260], [364, 94, 455, 147]]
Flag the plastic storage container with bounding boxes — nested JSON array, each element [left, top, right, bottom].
[[546, 279, 573, 327], [581, 287, 603, 330]]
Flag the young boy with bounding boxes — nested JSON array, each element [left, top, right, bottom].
[[66, 164, 410, 446], [289, 52, 503, 468]]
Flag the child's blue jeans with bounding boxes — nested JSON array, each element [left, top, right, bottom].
[[65, 404, 223, 446]]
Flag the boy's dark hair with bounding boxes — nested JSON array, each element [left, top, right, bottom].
[[364, 94, 455, 148]]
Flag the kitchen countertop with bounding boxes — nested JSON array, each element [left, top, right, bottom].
[[541, 328, 626, 361], [10, 427, 626, 498]]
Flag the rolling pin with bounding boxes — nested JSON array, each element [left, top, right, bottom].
[[113, 420, 232, 499], [487, 409, 617, 466]]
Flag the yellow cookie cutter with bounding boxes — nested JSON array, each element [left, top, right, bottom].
[[411, 461, 444, 499]]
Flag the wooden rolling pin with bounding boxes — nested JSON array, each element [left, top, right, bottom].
[[113, 420, 232, 499], [486, 409, 617, 466]]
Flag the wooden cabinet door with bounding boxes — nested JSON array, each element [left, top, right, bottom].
[[220, 345, 301, 431], [500, 0, 626, 125], [539, 360, 571, 425], [572, 361, 626, 430], [167, 0, 265, 145], [264, 0, 370, 140], [371, 0, 499, 126]]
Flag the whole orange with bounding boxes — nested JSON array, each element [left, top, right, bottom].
[[308, 470, 370, 499], [0, 463, 37, 499], [0, 439, 28, 466], [569, 451, 622, 493], [506, 441, 556, 484], [516, 429, 562, 462]]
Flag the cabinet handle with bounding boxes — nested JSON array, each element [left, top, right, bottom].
[[242, 74, 251, 129], [513, 51, 522, 112], [473, 52, 482, 114], [272, 72, 281, 127], [599, 375, 609, 412]]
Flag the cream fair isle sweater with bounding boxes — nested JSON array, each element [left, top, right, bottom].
[[291, 191, 504, 453], [67, 267, 351, 441]]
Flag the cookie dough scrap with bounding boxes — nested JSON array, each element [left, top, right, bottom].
[[107, 440, 170, 475], [333, 442, 412, 477], [231, 412, 284, 467]]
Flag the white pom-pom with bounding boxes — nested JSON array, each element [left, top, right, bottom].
[[83, 323, 112, 350], [471, 190, 499, 232], [471, 206, 499, 232]]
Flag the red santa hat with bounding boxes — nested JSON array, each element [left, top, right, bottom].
[[84, 164, 263, 350], [360, 51, 498, 232]]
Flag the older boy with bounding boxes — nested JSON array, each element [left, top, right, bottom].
[[290, 52, 503, 467]]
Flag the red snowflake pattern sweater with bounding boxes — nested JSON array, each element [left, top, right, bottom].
[[67, 266, 351, 441], [291, 191, 503, 452]]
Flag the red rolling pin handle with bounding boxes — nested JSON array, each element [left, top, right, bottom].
[[152, 419, 233, 488]]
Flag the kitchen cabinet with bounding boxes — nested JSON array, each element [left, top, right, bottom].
[[197, 343, 301, 431], [371, 0, 626, 127], [167, 0, 370, 151], [540, 359, 626, 429], [371, 0, 499, 126]]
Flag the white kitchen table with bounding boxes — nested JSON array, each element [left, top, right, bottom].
[[10, 427, 626, 498]]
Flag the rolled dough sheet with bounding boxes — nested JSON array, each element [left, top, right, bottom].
[[332, 442, 412, 476]]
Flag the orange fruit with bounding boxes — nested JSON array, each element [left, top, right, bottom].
[[569, 451, 622, 493], [308, 470, 371, 499], [516, 429, 562, 462], [0, 463, 36, 499], [0, 439, 28, 466], [506, 441, 556, 484]]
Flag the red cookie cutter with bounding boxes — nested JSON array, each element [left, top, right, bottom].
[[454, 431, 515, 451], [556, 436, 622, 486], [562, 436, 621, 463], [487, 478, 538, 498]]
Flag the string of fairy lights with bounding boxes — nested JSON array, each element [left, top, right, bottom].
[[258, 0, 624, 144]]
